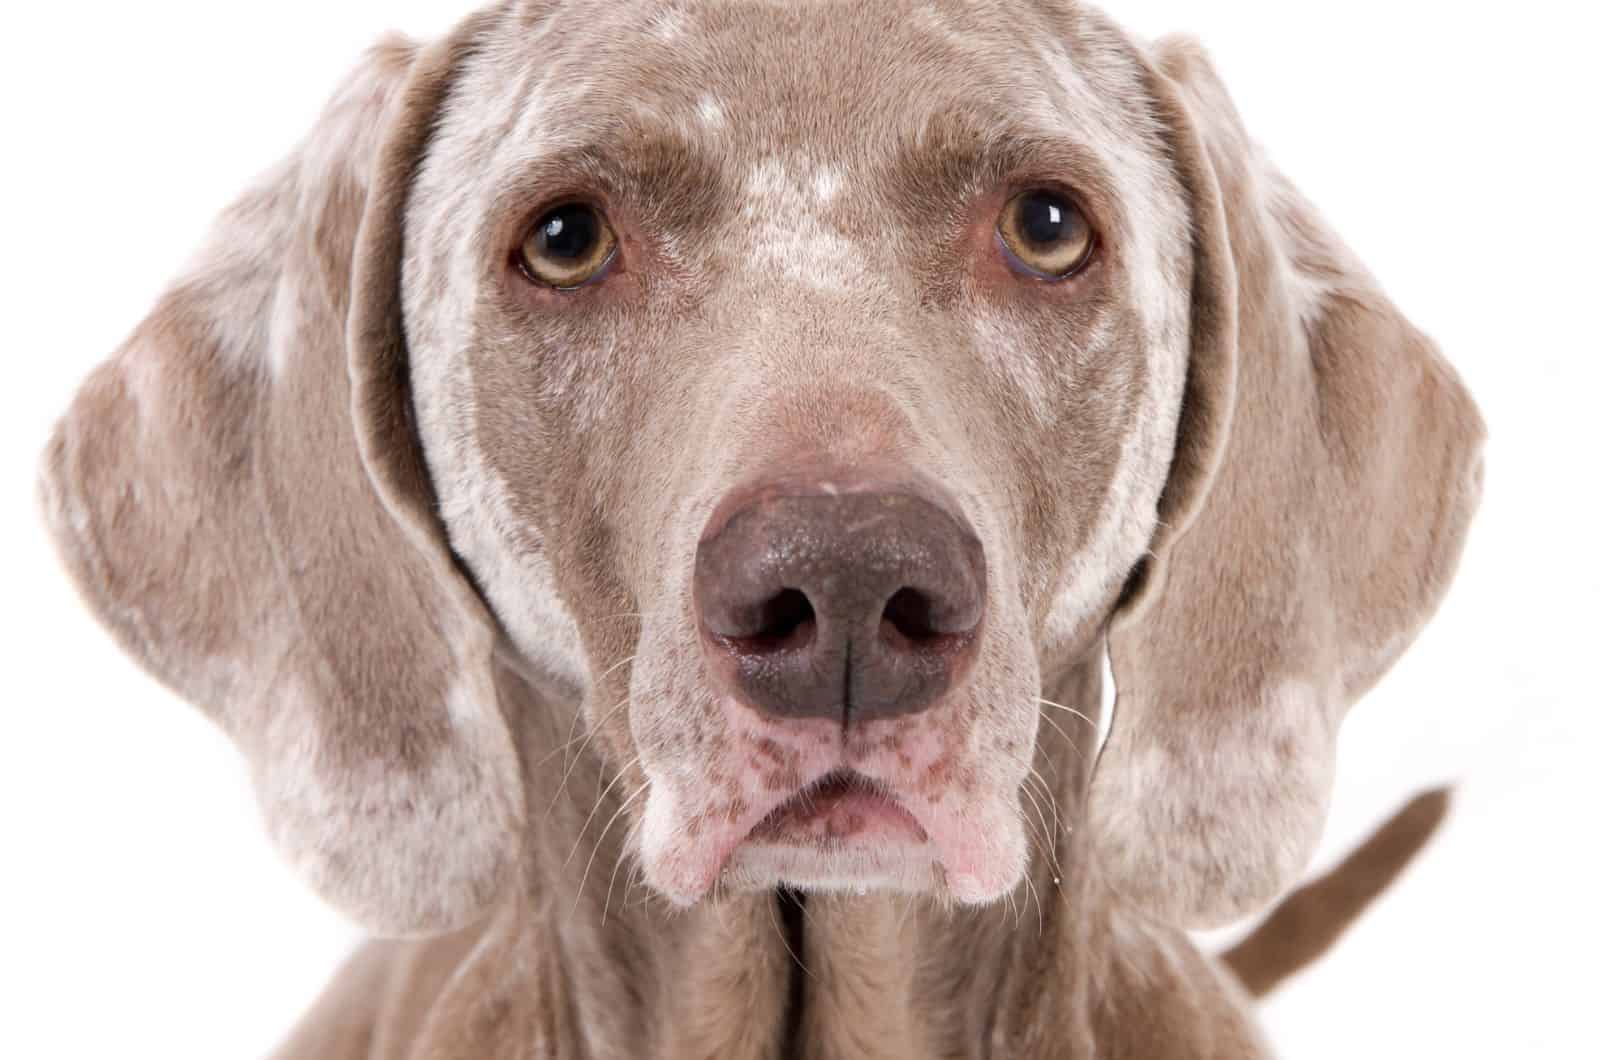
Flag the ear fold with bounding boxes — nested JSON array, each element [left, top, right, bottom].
[[1090, 38, 1487, 928], [38, 14, 523, 937]]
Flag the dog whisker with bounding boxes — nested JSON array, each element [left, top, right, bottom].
[[546, 694, 633, 818], [1036, 696, 1098, 730], [1036, 707, 1086, 764], [604, 818, 643, 926], [574, 784, 645, 916], [1023, 870, 1045, 938], [1021, 773, 1066, 880], [566, 756, 640, 868], [768, 893, 815, 982], [532, 692, 631, 775], [565, 654, 639, 776]]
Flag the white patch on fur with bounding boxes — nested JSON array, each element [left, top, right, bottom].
[[266, 276, 301, 380], [649, 7, 687, 42], [742, 158, 864, 291], [1263, 169, 1344, 332], [811, 166, 843, 204], [637, 777, 698, 901], [908, 4, 963, 45], [258, 675, 522, 934], [411, 352, 588, 694], [171, 160, 294, 378], [695, 94, 725, 128], [971, 310, 1059, 426], [1093, 676, 1336, 926], [1281, 258, 1335, 332]]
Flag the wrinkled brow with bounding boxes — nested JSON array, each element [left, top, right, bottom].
[[490, 128, 734, 235], [890, 111, 1123, 229]]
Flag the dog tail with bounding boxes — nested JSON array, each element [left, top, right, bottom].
[[1220, 786, 1452, 998]]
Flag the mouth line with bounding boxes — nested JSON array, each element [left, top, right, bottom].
[[743, 768, 929, 846]]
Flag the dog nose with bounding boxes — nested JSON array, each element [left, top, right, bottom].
[[694, 479, 986, 725]]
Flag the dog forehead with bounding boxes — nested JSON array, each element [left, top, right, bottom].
[[493, 0, 1131, 170]]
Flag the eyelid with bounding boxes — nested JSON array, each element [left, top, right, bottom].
[[994, 227, 1087, 281]]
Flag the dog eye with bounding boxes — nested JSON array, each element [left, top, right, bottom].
[[996, 189, 1095, 280], [516, 203, 618, 289]]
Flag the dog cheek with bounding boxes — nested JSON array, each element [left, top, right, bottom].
[[409, 370, 589, 693]]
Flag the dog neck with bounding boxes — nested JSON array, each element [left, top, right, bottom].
[[498, 655, 1112, 1057]]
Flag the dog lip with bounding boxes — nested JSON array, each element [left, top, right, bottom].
[[742, 768, 929, 845]]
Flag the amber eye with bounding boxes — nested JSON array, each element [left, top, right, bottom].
[[996, 189, 1095, 279], [516, 202, 618, 289]]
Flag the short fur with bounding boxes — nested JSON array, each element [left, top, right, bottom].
[[40, 1, 1484, 1056]]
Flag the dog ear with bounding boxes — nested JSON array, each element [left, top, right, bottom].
[[1089, 38, 1486, 928], [38, 11, 522, 937]]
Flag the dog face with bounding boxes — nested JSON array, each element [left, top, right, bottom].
[[41, 0, 1484, 934], [406, 0, 1189, 905]]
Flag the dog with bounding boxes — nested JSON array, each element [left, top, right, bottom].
[[39, 1, 1485, 1056]]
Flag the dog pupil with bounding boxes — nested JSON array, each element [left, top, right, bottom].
[[541, 207, 595, 259], [1020, 193, 1067, 245]]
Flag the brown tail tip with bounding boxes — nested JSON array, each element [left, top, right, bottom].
[[1221, 787, 1452, 998]]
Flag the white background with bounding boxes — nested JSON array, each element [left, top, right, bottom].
[[2, 2, 1595, 1057]]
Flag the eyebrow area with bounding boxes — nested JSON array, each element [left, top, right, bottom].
[[493, 125, 736, 236], [889, 111, 1122, 225]]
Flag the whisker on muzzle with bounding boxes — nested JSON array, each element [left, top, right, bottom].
[[574, 783, 646, 917], [1035, 696, 1098, 730], [534, 688, 631, 775], [545, 686, 634, 818], [566, 754, 641, 868], [604, 817, 644, 926], [1035, 707, 1086, 764], [1021, 773, 1067, 875]]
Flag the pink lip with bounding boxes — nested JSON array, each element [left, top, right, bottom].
[[643, 700, 1024, 905], [744, 770, 929, 846]]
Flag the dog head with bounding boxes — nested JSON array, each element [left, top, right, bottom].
[[41, 0, 1483, 935]]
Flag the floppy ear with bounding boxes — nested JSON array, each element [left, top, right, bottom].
[[1089, 38, 1487, 928], [38, 12, 522, 937]]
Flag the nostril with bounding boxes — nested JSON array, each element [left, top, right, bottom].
[[697, 479, 989, 723], [761, 588, 815, 642], [726, 588, 816, 654], [880, 587, 941, 646]]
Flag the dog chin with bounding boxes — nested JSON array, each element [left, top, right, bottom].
[[722, 838, 944, 896], [639, 767, 1032, 906]]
